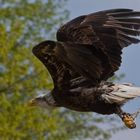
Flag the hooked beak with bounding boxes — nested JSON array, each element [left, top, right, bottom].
[[27, 98, 37, 107]]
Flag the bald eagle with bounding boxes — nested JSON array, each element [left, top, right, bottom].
[[29, 9, 140, 129]]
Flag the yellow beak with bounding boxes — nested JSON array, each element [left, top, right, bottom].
[[27, 98, 37, 107]]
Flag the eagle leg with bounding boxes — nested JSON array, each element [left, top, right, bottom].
[[115, 107, 137, 129], [121, 113, 136, 129]]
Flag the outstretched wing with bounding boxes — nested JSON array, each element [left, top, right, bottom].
[[57, 9, 140, 81], [32, 41, 104, 86], [32, 41, 75, 89]]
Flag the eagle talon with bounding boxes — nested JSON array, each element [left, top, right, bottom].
[[122, 113, 136, 129]]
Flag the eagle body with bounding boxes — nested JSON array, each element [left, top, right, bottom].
[[48, 82, 140, 115], [31, 9, 140, 128], [51, 83, 117, 114]]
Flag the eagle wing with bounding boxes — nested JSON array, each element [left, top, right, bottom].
[[33, 9, 140, 89], [57, 9, 140, 81], [32, 41, 74, 89], [32, 41, 104, 87]]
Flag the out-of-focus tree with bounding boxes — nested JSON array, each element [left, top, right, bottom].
[[0, 0, 123, 140]]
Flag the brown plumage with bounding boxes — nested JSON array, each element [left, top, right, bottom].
[[31, 9, 140, 129]]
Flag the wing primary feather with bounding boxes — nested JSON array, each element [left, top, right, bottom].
[[108, 11, 140, 17], [106, 20, 140, 30], [103, 24, 140, 36], [113, 18, 140, 24], [93, 9, 133, 15]]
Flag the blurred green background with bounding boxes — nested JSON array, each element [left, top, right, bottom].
[[0, 0, 128, 140]]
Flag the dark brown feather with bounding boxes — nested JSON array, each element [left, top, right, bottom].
[[32, 41, 74, 89], [57, 9, 140, 81], [56, 42, 103, 83]]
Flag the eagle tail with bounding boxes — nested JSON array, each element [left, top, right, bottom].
[[102, 83, 140, 104]]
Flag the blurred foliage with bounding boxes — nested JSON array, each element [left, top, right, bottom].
[[0, 0, 123, 140]]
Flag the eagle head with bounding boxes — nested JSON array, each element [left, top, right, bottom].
[[27, 92, 58, 109]]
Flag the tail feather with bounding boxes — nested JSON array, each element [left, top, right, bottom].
[[102, 83, 140, 104]]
